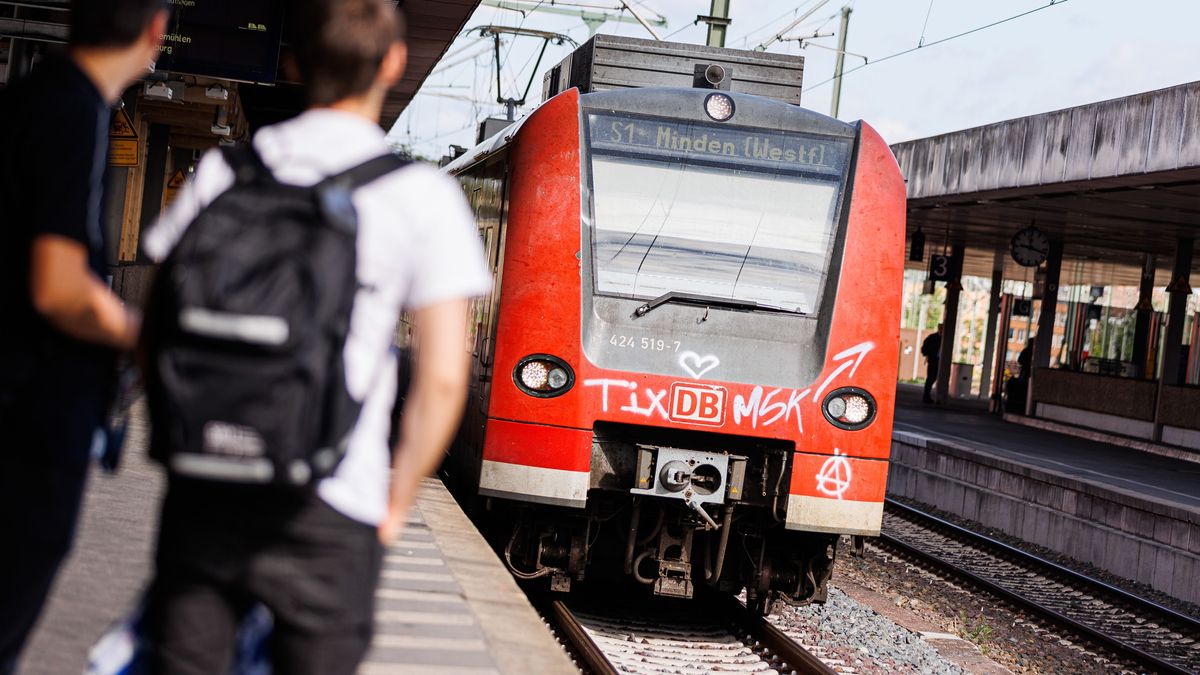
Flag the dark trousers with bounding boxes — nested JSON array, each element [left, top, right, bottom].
[[0, 431, 90, 675], [146, 480, 383, 675], [923, 359, 939, 402]]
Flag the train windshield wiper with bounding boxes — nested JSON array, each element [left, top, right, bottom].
[[631, 291, 803, 319]]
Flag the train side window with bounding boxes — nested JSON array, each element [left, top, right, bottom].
[[480, 166, 508, 367], [458, 161, 508, 366], [470, 227, 494, 355]]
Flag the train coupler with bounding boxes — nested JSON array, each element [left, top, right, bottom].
[[653, 560, 693, 598], [551, 572, 572, 593], [630, 445, 746, 506]]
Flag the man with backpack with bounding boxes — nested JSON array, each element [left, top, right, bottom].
[[920, 323, 944, 404], [0, 2, 167, 671], [139, 1, 490, 671]]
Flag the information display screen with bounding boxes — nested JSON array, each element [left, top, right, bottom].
[[157, 0, 285, 83], [588, 112, 849, 178]]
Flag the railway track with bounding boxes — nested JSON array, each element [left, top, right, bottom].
[[879, 498, 1200, 674], [547, 594, 838, 674]]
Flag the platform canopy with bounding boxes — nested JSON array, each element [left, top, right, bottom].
[[241, 0, 479, 129], [0, 0, 479, 131], [239, 0, 481, 130], [892, 81, 1200, 286]]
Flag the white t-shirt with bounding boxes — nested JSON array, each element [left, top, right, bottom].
[[143, 109, 491, 525]]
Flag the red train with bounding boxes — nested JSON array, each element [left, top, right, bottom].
[[443, 66, 905, 613]]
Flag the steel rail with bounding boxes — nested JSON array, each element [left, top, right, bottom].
[[719, 594, 837, 675], [547, 595, 834, 675], [880, 498, 1197, 675], [887, 499, 1200, 629], [549, 599, 617, 675]]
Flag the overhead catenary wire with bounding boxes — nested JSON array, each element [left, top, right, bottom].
[[918, 0, 936, 47], [755, 0, 832, 51], [804, 0, 1069, 92], [419, 91, 486, 103], [662, 21, 693, 41], [619, 0, 663, 40], [730, 4, 816, 48], [496, 0, 547, 83], [439, 34, 490, 63], [483, 0, 667, 36], [418, 120, 482, 146], [428, 42, 494, 77]]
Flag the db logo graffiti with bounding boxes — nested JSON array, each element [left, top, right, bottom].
[[669, 383, 726, 425]]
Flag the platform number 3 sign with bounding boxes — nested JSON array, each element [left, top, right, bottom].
[[928, 254, 956, 282]]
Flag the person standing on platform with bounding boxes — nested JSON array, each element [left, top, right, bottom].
[[139, 0, 490, 672], [0, 2, 167, 672], [921, 323, 944, 404], [1018, 342, 1033, 380]]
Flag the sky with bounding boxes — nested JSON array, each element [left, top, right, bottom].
[[386, 0, 1200, 159]]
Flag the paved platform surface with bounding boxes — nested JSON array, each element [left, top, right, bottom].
[[17, 406, 573, 674], [893, 385, 1200, 514], [362, 478, 576, 674]]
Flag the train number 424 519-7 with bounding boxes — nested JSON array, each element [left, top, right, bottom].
[[610, 335, 681, 352]]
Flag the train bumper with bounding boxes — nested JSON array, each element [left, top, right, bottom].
[[785, 495, 883, 536], [784, 451, 889, 535], [479, 418, 591, 509]]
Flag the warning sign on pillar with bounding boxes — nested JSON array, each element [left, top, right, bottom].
[[164, 170, 187, 208], [111, 108, 137, 138], [109, 139, 139, 167], [109, 107, 140, 167]]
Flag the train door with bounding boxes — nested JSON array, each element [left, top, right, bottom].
[[449, 154, 510, 490]]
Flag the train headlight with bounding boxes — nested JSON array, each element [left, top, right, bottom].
[[821, 387, 877, 430], [547, 367, 569, 390], [826, 397, 847, 418], [514, 354, 575, 398], [704, 92, 735, 122], [519, 361, 548, 389], [842, 395, 871, 424]]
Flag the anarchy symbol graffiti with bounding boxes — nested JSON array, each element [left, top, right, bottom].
[[815, 449, 852, 500]]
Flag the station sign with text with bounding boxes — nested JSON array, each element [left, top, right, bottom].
[[156, 0, 284, 84], [589, 112, 849, 178]]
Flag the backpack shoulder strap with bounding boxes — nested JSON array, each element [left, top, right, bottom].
[[319, 154, 411, 192], [312, 155, 410, 235], [221, 143, 274, 185]]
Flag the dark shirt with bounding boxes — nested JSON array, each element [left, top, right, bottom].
[[0, 53, 117, 460], [1017, 345, 1033, 378], [920, 332, 942, 361]]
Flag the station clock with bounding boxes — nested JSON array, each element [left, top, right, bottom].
[[1010, 225, 1050, 267]]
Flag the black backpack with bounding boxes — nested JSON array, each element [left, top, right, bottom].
[[143, 145, 408, 488]]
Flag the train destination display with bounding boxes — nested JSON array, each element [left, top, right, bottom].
[[589, 112, 849, 177], [157, 0, 284, 83]]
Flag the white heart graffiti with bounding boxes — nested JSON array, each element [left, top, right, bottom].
[[678, 351, 720, 379]]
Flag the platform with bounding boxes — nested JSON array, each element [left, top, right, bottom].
[[362, 478, 576, 674], [888, 385, 1200, 605], [18, 407, 574, 675]]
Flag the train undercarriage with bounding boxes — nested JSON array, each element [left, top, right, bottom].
[[487, 423, 840, 615]]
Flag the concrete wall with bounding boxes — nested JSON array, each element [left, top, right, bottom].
[[1031, 368, 1158, 420], [1159, 385, 1200, 431], [1026, 372, 1200, 450], [887, 431, 1200, 605], [1034, 403, 1158, 441]]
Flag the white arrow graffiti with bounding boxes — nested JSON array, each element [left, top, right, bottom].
[[812, 341, 875, 402]]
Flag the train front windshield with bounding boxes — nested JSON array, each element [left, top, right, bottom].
[[587, 112, 852, 316]]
